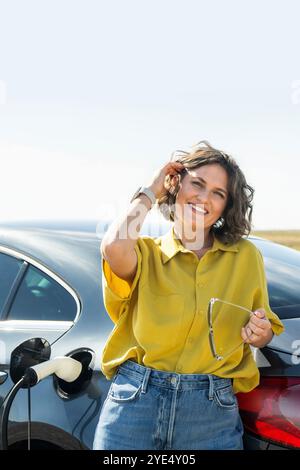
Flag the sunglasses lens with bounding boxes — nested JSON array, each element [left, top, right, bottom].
[[208, 299, 251, 361]]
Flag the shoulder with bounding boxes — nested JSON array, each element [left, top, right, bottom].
[[234, 237, 265, 270], [235, 237, 262, 256], [136, 234, 163, 254]]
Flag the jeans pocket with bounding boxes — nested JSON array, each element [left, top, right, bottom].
[[213, 385, 238, 410], [108, 371, 143, 403]]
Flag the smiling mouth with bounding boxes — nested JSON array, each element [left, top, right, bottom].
[[188, 203, 209, 215]]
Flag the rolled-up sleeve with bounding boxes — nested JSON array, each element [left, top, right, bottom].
[[101, 243, 142, 324], [252, 248, 284, 336]]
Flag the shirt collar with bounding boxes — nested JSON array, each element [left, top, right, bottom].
[[160, 225, 239, 264]]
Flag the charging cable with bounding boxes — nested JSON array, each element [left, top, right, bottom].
[[1, 356, 82, 450]]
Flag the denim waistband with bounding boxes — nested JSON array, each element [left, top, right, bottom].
[[116, 360, 233, 397]]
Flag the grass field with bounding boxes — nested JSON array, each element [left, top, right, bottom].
[[251, 230, 300, 252]]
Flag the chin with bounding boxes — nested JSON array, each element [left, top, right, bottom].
[[186, 222, 207, 235]]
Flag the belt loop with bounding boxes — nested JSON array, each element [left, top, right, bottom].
[[141, 367, 151, 394], [208, 375, 214, 400]]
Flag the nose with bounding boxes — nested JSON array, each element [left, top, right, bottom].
[[196, 189, 209, 204]]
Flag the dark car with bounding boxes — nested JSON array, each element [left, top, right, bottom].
[[0, 220, 299, 450]]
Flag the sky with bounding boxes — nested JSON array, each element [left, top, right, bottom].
[[0, 0, 299, 230]]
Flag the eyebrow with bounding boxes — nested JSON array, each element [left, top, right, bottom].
[[191, 176, 228, 195]]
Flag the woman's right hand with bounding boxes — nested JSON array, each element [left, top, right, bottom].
[[145, 161, 185, 200]]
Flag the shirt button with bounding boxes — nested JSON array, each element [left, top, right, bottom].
[[188, 337, 193, 344]]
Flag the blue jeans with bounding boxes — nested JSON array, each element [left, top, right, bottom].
[[93, 360, 244, 450]]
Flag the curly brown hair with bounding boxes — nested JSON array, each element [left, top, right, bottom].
[[157, 140, 254, 245]]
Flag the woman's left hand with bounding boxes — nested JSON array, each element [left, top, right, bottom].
[[241, 308, 274, 348]]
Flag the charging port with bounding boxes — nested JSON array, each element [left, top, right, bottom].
[[54, 349, 94, 398]]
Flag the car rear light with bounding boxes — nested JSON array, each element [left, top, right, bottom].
[[237, 377, 300, 449]]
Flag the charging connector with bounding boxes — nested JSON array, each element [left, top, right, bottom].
[[1, 356, 83, 450], [23, 356, 83, 386]]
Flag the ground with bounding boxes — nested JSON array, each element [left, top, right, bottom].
[[251, 230, 300, 252]]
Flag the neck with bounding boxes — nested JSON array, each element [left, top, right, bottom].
[[173, 222, 214, 251]]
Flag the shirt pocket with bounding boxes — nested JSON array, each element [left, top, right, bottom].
[[136, 290, 185, 348]]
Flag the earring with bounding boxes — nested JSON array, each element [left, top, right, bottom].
[[213, 217, 225, 229]]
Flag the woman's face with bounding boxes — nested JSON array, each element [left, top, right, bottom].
[[173, 163, 229, 233]]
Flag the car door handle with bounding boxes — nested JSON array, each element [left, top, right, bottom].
[[0, 371, 8, 385]]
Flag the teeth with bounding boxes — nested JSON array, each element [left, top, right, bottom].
[[189, 203, 207, 214]]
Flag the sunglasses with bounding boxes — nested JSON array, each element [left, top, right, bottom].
[[207, 297, 254, 361]]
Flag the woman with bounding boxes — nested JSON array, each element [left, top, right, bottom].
[[93, 140, 284, 450]]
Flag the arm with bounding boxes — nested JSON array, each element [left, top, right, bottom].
[[101, 161, 184, 283], [240, 247, 284, 347], [101, 194, 152, 284]]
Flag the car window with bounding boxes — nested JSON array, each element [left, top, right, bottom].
[[7, 264, 77, 321], [265, 257, 300, 319], [0, 252, 22, 314], [252, 239, 300, 319]]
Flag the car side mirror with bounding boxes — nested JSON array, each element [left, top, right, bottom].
[[10, 338, 51, 387]]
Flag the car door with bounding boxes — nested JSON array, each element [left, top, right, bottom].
[[0, 247, 80, 407]]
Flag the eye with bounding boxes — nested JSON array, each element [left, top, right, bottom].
[[193, 182, 225, 198]]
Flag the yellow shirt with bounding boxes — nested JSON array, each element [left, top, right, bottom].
[[100, 226, 284, 393]]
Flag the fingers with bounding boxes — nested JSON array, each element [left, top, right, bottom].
[[241, 327, 248, 342], [242, 309, 272, 345], [251, 316, 266, 328], [248, 316, 268, 336], [165, 161, 185, 177], [241, 326, 260, 344], [247, 323, 265, 337], [164, 162, 185, 193], [250, 312, 269, 329], [253, 308, 266, 319], [148, 162, 185, 198]]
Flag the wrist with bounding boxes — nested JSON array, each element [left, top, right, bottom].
[[135, 193, 153, 210], [130, 186, 157, 207], [148, 184, 163, 200]]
